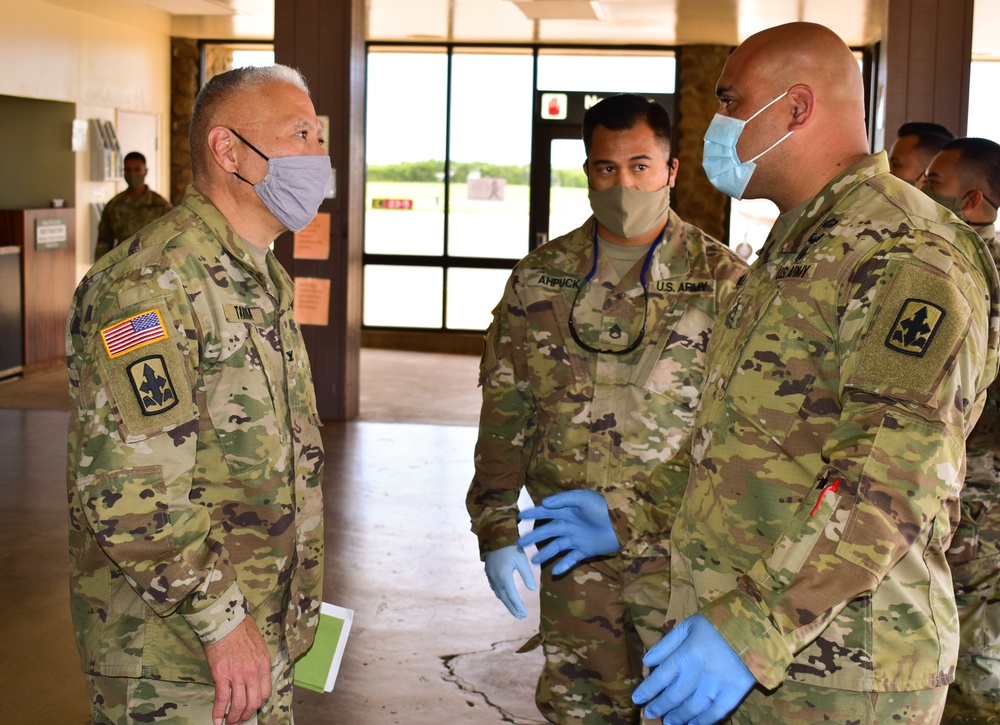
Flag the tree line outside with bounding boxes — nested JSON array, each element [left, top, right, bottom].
[[367, 160, 587, 188]]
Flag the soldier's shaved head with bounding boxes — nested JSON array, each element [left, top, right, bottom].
[[726, 22, 864, 107], [716, 22, 870, 211]]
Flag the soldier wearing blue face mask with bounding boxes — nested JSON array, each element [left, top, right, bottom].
[[701, 91, 794, 200], [633, 22, 1000, 725]]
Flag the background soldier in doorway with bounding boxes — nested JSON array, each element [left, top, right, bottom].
[[95, 150, 172, 259]]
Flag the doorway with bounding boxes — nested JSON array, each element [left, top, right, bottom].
[[116, 111, 162, 196]]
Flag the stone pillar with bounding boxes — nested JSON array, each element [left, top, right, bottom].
[[170, 37, 198, 206], [879, 0, 974, 149], [673, 45, 731, 243], [273, 0, 364, 421]]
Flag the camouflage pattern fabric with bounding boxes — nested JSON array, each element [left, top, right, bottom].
[[666, 153, 1000, 710], [944, 222, 1000, 723], [66, 185, 324, 696], [535, 556, 668, 725], [468, 211, 746, 722], [95, 186, 173, 259], [86, 645, 294, 724], [725, 680, 947, 724]]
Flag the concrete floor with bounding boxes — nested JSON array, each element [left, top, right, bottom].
[[0, 350, 546, 725]]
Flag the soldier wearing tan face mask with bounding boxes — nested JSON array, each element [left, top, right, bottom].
[[468, 93, 747, 725]]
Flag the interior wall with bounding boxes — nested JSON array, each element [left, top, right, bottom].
[[0, 96, 76, 210], [0, 0, 173, 280]]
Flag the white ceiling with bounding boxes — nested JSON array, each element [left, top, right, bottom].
[[81, 0, 1000, 58]]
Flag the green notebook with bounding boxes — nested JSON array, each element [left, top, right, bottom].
[[293, 603, 354, 693]]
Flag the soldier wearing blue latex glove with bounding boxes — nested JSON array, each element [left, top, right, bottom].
[[467, 92, 746, 724], [632, 614, 756, 725], [484, 545, 536, 619], [518, 490, 620, 576]]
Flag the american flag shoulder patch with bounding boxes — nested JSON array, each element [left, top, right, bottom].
[[100, 310, 169, 359]]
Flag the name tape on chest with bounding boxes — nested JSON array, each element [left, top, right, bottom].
[[772, 263, 816, 281], [652, 280, 713, 293], [532, 274, 583, 290], [224, 304, 264, 324], [100, 310, 168, 359], [528, 272, 712, 294]]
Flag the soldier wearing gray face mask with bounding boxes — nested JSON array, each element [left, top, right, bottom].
[[67, 64, 327, 725]]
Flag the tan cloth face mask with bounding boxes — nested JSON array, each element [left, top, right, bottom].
[[588, 183, 670, 239]]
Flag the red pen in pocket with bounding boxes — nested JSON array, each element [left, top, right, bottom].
[[810, 476, 841, 516]]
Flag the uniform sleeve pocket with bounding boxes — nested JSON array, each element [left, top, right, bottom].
[[202, 324, 282, 475]]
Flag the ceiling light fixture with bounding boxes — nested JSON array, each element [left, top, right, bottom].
[[507, 0, 605, 21]]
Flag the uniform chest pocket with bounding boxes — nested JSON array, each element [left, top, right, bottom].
[[634, 302, 712, 415], [723, 280, 831, 446], [522, 295, 590, 398], [202, 324, 284, 474]]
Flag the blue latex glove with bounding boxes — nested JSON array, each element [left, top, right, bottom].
[[632, 614, 756, 725], [517, 490, 620, 576], [484, 545, 536, 619]]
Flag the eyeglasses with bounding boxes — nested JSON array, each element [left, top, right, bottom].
[[567, 222, 663, 356]]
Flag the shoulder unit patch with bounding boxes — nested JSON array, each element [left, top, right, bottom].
[[885, 299, 945, 357], [127, 355, 178, 416]]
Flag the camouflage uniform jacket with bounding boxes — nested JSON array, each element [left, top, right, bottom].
[[66, 185, 324, 683], [959, 223, 1000, 492], [667, 153, 1000, 693], [946, 221, 1000, 698], [469, 211, 746, 560], [96, 186, 173, 259]]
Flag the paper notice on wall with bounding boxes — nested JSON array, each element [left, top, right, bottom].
[[293, 212, 331, 260], [294, 277, 331, 326]]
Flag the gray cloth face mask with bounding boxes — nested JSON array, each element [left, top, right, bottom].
[[230, 128, 332, 232]]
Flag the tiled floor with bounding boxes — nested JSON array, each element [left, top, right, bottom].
[[0, 349, 546, 725]]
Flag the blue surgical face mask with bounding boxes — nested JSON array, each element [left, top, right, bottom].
[[702, 91, 793, 200], [230, 128, 332, 232]]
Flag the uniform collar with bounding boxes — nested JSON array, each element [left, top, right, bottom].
[[180, 185, 277, 291], [579, 210, 689, 282], [758, 153, 887, 262]]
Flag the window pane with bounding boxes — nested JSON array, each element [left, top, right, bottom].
[[537, 51, 675, 93], [968, 62, 1000, 143], [447, 51, 534, 260], [363, 265, 443, 328], [231, 50, 274, 68], [446, 268, 512, 331], [549, 138, 590, 241], [729, 198, 778, 263], [366, 51, 447, 256]]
